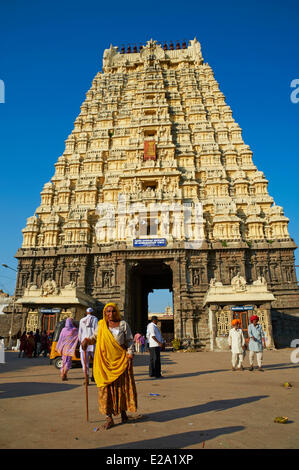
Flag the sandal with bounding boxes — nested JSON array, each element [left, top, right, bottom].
[[101, 417, 114, 430]]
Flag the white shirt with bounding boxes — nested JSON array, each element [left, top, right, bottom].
[[146, 322, 163, 348], [79, 314, 98, 352], [228, 328, 245, 354], [89, 320, 135, 356], [109, 327, 120, 339]]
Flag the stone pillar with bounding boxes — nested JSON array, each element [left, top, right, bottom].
[[215, 252, 223, 283], [55, 311, 60, 325], [208, 305, 217, 351], [21, 307, 29, 333], [264, 302, 275, 349], [78, 257, 87, 290], [166, 258, 181, 340], [38, 310, 43, 330]]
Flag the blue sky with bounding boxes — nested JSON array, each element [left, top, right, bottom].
[[0, 0, 298, 311]]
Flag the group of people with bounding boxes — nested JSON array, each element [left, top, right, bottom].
[[53, 305, 266, 433], [133, 333, 146, 353], [55, 307, 98, 384], [228, 314, 266, 371], [18, 329, 51, 358]]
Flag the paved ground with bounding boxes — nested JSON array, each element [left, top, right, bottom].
[[0, 348, 298, 449]]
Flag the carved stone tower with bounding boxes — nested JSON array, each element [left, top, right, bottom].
[[14, 38, 299, 348]]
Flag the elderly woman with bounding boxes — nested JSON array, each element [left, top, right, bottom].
[[55, 318, 79, 381], [81, 302, 137, 430]]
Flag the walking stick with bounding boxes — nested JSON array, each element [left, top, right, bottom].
[[84, 349, 89, 422]]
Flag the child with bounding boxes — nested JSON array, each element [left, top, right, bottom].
[[228, 319, 246, 371], [140, 335, 145, 353]]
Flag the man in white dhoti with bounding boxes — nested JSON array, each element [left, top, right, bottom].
[[0, 339, 5, 364], [78, 307, 98, 385], [228, 319, 246, 371]]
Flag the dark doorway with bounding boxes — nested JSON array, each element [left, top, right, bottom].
[[232, 310, 249, 339], [126, 260, 173, 338], [149, 289, 174, 346]]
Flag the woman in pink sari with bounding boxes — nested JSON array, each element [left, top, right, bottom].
[[55, 318, 78, 381]]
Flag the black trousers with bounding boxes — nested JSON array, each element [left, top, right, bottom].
[[149, 346, 161, 377]]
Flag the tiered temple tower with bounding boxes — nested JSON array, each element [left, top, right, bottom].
[[13, 38, 299, 349]]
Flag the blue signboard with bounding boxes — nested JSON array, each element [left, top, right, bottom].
[[40, 308, 61, 314], [231, 306, 254, 311], [133, 238, 167, 247]]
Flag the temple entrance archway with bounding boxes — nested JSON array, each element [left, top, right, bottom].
[[126, 260, 173, 338]]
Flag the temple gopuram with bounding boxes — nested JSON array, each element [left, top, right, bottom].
[[8, 38, 299, 349]]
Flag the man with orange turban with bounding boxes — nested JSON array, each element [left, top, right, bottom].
[[248, 315, 266, 371], [228, 319, 246, 371], [81, 302, 137, 430]]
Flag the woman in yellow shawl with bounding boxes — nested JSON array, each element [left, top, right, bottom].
[[81, 302, 137, 430]]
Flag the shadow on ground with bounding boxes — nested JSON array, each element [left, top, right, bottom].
[[99, 425, 245, 449], [263, 363, 299, 371], [135, 369, 228, 380], [140, 395, 269, 422], [0, 352, 86, 378], [0, 382, 79, 399], [0, 352, 53, 373], [134, 353, 176, 367]]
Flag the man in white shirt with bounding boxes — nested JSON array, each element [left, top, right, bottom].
[[146, 316, 164, 378], [228, 319, 246, 371], [248, 314, 266, 371], [78, 307, 98, 385]]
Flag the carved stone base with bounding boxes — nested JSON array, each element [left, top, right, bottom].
[[6, 242, 299, 350]]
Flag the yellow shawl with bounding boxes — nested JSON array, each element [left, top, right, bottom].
[[93, 318, 128, 388]]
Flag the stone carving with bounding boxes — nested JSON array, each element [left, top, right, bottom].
[[209, 278, 223, 287], [102, 272, 110, 288], [27, 284, 39, 291], [193, 269, 199, 286], [160, 210, 170, 237], [215, 309, 231, 336], [253, 276, 267, 286], [65, 281, 77, 289], [231, 272, 247, 292], [95, 206, 116, 243], [41, 279, 59, 296], [117, 214, 127, 239], [140, 39, 165, 62], [127, 214, 139, 239]]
